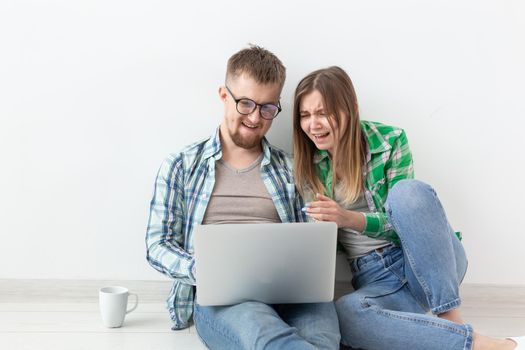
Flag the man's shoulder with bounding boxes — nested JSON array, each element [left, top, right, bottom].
[[177, 136, 212, 159], [159, 136, 213, 175]]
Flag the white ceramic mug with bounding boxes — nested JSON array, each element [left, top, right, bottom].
[[99, 286, 138, 328]]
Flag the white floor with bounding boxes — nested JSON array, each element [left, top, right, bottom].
[[1, 280, 524, 349]]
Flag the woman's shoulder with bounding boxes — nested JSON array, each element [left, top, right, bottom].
[[360, 120, 408, 148], [360, 120, 404, 134]]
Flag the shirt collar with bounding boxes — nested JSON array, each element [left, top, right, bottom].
[[202, 126, 272, 166], [313, 149, 330, 164], [202, 126, 223, 161]]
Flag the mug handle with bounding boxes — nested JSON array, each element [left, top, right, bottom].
[[126, 293, 139, 314]]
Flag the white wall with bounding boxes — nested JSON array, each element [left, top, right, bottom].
[[1, 0, 524, 284]]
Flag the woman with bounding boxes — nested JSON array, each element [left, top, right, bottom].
[[292, 66, 523, 350]]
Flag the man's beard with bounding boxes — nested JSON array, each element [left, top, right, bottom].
[[229, 128, 262, 149]]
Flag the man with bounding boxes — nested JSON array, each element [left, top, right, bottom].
[[145, 45, 340, 349]]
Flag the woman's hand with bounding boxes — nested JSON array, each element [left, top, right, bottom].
[[304, 193, 365, 231]]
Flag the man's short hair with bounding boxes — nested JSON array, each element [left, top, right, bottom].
[[226, 44, 286, 89]]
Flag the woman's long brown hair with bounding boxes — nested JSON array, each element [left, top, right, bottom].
[[293, 66, 366, 203]]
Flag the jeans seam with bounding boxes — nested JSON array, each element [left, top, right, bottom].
[[387, 206, 434, 306], [463, 323, 474, 350], [194, 309, 241, 347], [459, 259, 469, 285], [380, 247, 429, 312], [404, 281, 431, 312]]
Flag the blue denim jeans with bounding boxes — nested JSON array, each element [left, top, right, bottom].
[[194, 301, 340, 350], [336, 179, 472, 350]]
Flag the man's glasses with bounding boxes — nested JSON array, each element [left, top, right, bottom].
[[225, 86, 282, 120]]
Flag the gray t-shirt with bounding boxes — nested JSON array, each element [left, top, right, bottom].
[[335, 183, 390, 260], [202, 156, 281, 225]]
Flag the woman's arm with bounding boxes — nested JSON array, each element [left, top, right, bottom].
[[306, 129, 413, 241], [361, 129, 414, 239]]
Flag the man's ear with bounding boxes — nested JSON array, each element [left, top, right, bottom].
[[218, 86, 228, 102]]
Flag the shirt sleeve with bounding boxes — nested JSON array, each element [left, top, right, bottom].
[[295, 188, 308, 223], [145, 155, 196, 285], [362, 129, 414, 240]]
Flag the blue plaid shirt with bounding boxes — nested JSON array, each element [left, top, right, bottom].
[[145, 127, 306, 329]]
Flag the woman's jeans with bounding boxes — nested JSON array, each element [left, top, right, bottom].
[[194, 301, 340, 350], [336, 179, 472, 350]]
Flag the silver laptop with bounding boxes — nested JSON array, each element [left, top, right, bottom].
[[194, 222, 337, 306]]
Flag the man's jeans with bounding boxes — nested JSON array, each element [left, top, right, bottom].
[[336, 179, 472, 350], [194, 301, 340, 349]]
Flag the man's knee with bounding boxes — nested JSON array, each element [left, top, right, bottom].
[[335, 293, 368, 346]]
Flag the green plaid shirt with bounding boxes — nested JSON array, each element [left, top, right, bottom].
[[315, 120, 461, 244], [315, 120, 414, 244]]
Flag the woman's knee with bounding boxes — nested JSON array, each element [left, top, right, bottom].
[[385, 179, 435, 215]]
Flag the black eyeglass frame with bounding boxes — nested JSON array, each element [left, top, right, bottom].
[[225, 86, 282, 120]]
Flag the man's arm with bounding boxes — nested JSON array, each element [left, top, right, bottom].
[[294, 186, 308, 223], [145, 155, 196, 285]]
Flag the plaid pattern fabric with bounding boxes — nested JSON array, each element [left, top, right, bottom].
[[145, 127, 306, 329], [315, 120, 414, 244]]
